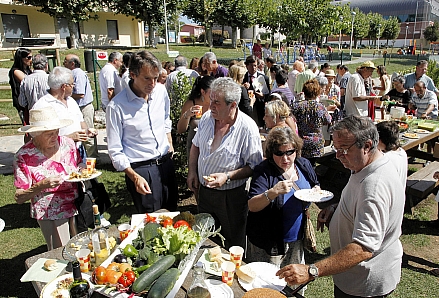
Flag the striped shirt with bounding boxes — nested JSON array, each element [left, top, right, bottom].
[[18, 70, 49, 109], [193, 110, 263, 190], [410, 89, 438, 119]]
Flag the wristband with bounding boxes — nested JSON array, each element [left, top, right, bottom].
[[263, 190, 271, 202]]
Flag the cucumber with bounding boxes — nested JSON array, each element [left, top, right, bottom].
[[147, 268, 180, 298], [143, 222, 161, 242], [131, 255, 175, 293]]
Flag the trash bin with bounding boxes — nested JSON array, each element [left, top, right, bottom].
[[84, 50, 95, 73], [66, 37, 72, 49]]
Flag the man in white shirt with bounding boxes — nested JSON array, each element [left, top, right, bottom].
[[106, 51, 178, 213], [99, 52, 123, 112], [344, 61, 380, 117], [187, 77, 263, 249], [165, 55, 199, 97]]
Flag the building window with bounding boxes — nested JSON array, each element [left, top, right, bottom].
[[107, 20, 119, 40], [57, 18, 81, 40], [1, 13, 30, 42]]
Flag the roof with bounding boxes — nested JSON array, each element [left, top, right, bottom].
[[333, 0, 428, 16]]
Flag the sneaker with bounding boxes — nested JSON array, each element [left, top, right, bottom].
[[100, 217, 111, 227]]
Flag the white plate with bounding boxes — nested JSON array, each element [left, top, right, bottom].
[[198, 249, 230, 276], [402, 133, 419, 139], [0, 218, 5, 232], [205, 279, 234, 297], [294, 189, 334, 203], [414, 129, 429, 134], [65, 171, 102, 182], [40, 273, 93, 298], [238, 262, 286, 292]]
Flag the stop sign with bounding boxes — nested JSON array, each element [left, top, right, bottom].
[[96, 51, 108, 60]]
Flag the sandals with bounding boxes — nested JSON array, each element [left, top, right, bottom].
[[430, 268, 439, 277]]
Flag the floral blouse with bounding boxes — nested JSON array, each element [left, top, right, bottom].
[[14, 136, 81, 220], [292, 100, 332, 158]]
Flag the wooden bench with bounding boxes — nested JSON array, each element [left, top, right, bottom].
[[406, 161, 439, 214]]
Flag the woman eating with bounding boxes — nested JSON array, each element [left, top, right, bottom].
[[246, 127, 319, 295], [14, 106, 82, 250]]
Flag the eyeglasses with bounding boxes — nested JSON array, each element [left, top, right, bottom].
[[65, 83, 75, 88], [273, 148, 296, 157], [25, 56, 32, 60], [332, 142, 357, 155]]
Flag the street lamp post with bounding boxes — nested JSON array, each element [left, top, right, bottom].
[[163, 0, 169, 54], [339, 16, 343, 51], [404, 25, 409, 48], [350, 11, 356, 56], [377, 24, 382, 51]]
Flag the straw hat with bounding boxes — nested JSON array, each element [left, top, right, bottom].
[[18, 106, 73, 133], [360, 61, 376, 69], [325, 69, 336, 77]]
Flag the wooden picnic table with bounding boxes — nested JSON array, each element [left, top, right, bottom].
[[25, 236, 246, 297], [401, 129, 439, 161]]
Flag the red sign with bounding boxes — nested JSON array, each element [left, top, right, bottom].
[[96, 51, 108, 60]]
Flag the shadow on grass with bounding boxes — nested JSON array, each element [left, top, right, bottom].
[[0, 202, 39, 229], [402, 252, 439, 275], [401, 217, 439, 236], [0, 245, 46, 298]]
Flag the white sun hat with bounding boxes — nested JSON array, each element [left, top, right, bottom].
[[18, 106, 74, 133]]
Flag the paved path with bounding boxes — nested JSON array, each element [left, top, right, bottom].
[[0, 129, 111, 175]]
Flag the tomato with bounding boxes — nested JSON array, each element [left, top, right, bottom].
[[106, 269, 122, 284], [174, 220, 191, 229], [118, 270, 136, 287], [161, 217, 173, 227], [145, 213, 157, 223], [119, 263, 132, 273], [92, 266, 107, 285]]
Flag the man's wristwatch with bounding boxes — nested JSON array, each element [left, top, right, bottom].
[[225, 172, 231, 185], [308, 264, 319, 278]]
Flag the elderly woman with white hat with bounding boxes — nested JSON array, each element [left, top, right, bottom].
[[14, 106, 82, 250]]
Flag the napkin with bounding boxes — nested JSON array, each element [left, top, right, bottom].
[[21, 258, 69, 283]]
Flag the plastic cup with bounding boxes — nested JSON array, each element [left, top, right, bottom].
[[229, 246, 244, 268], [221, 261, 236, 286], [118, 223, 131, 241], [75, 248, 91, 272], [86, 158, 96, 174], [195, 105, 203, 119], [248, 90, 254, 98]]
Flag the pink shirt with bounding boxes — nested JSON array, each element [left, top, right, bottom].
[[14, 136, 81, 220]]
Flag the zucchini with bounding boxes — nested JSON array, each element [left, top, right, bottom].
[[143, 222, 161, 242], [147, 268, 180, 298], [131, 255, 175, 293]]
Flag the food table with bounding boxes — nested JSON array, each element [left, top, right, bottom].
[[400, 128, 439, 161], [25, 235, 247, 297]]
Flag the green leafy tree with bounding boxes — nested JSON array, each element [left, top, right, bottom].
[[183, 0, 218, 46], [382, 17, 401, 45], [108, 0, 181, 46], [366, 12, 385, 47], [349, 8, 369, 48], [16, 0, 102, 48], [424, 21, 439, 44]]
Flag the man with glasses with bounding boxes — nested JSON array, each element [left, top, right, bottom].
[[344, 61, 381, 117], [187, 77, 263, 249], [32, 67, 96, 161], [277, 115, 405, 298]]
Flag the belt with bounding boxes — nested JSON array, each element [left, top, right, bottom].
[[131, 152, 172, 167]]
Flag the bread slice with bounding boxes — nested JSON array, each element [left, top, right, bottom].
[[44, 259, 58, 271], [236, 264, 256, 283]]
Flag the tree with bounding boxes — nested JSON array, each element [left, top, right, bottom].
[[183, 0, 218, 46], [366, 12, 385, 47], [424, 21, 439, 44], [16, 0, 102, 48], [382, 17, 401, 45], [349, 8, 369, 48], [109, 0, 181, 46]]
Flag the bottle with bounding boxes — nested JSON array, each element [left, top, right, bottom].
[[92, 227, 109, 266], [92, 205, 101, 228], [70, 261, 91, 298], [186, 262, 211, 298]]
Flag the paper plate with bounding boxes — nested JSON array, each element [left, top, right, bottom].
[[294, 189, 334, 203], [205, 279, 234, 297], [198, 249, 230, 276], [0, 218, 5, 232], [238, 262, 286, 292], [65, 171, 102, 182], [40, 273, 93, 298], [413, 129, 429, 134], [402, 133, 419, 139]]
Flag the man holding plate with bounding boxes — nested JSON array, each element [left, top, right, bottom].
[[277, 115, 405, 298]]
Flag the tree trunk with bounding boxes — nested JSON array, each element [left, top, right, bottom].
[[67, 19, 78, 49], [207, 26, 213, 47], [232, 27, 237, 48], [148, 20, 154, 47]]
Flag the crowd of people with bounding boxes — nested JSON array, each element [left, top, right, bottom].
[[9, 45, 439, 297]]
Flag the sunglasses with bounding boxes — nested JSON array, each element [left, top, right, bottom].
[[25, 56, 32, 60], [273, 148, 296, 157]]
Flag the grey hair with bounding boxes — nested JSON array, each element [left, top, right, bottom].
[[210, 77, 241, 105], [308, 60, 318, 70], [32, 54, 47, 70], [48, 67, 73, 89], [332, 115, 379, 151], [316, 76, 328, 86], [203, 52, 217, 63], [392, 75, 405, 85], [109, 51, 122, 62], [174, 55, 187, 67]]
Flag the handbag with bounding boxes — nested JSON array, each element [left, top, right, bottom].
[[291, 181, 317, 253], [75, 179, 111, 230]]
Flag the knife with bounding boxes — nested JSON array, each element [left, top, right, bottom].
[[258, 275, 312, 298]]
